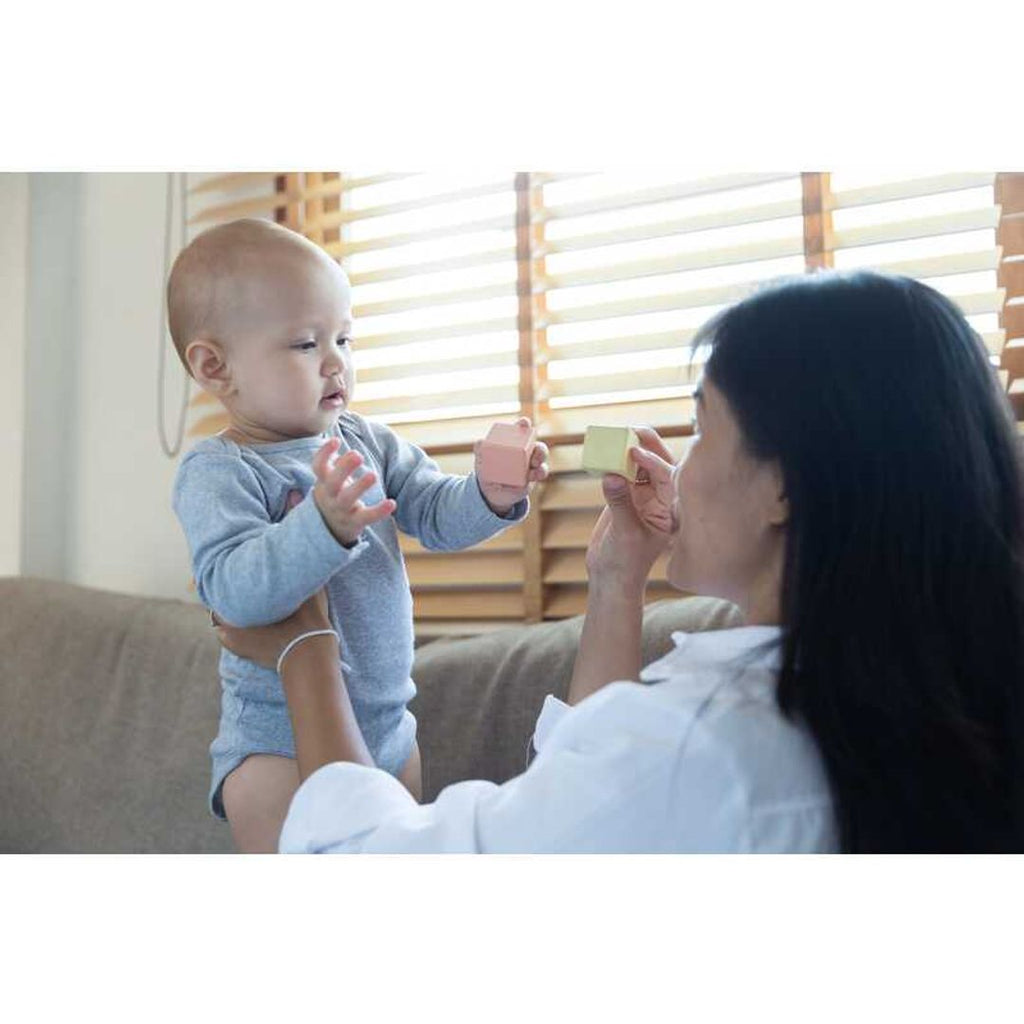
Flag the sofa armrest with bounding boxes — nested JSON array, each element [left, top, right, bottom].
[[410, 595, 741, 800]]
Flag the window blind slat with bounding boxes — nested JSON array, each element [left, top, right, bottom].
[[341, 173, 417, 191], [376, 412, 523, 451], [540, 477, 606, 510], [831, 208, 999, 251], [406, 552, 523, 587], [829, 174, 995, 210], [352, 383, 520, 420], [188, 172, 280, 196], [544, 583, 679, 619], [541, 174, 795, 222], [323, 214, 516, 259], [189, 192, 287, 225], [350, 246, 513, 286], [539, 396, 696, 440], [307, 179, 513, 234], [539, 198, 805, 256], [546, 328, 700, 362], [543, 509, 600, 549], [412, 590, 524, 619], [539, 281, 758, 328], [354, 281, 515, 319], [356, 349, 517, 385], [543, 366, 697, 401], [400, 527, 523, 555], [357, 317, 518, 351], [544, 549, 669, 584], [540, 236, 806, 291], [865, 250, 1001, 281]]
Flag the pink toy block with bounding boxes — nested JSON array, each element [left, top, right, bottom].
[[478, 421, 536, 487]]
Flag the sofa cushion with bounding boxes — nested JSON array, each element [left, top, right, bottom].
[[410, 595, 742, 801], [0, 577, 232, 853]]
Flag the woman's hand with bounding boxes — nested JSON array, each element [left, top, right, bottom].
[[627, 426, 677, 534], [213, 589, 332, 671], [584, 426, 676, 594]]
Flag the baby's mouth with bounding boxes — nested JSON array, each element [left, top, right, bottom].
[[320, 388, 347, 408]]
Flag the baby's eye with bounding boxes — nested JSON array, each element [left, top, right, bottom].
[[292, 340, 317, 351], [336, 336, 351, 348]]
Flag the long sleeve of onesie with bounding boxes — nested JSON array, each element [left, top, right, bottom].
[[357, 418, 528, 551]]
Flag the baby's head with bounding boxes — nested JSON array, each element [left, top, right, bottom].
[[168, 218, 355, 443]]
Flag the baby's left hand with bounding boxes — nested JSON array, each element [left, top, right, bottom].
[[474, 417, 550, 516]]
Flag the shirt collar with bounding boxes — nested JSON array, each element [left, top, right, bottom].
[[640, 625, 783, 682]]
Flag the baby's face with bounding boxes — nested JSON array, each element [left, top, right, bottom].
[[220, 245, 356, 442]]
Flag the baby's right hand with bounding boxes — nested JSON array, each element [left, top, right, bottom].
[[311, 438, 396, 548]]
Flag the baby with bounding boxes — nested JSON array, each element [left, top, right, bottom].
[[169, 218, 547, 852]]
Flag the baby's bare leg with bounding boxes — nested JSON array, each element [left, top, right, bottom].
[[398, 740, 422, 802], [222, 754, 300, 854]]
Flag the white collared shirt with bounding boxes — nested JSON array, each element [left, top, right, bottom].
[[279, 626, 839, 853]]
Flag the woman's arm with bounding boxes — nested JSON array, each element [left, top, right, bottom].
[[214, 591, 373, 782], [567, 429, 676, 706], [278, 635, 374, 782]]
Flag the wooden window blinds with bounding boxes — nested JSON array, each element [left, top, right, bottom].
[[182, 171, 1024, 637]]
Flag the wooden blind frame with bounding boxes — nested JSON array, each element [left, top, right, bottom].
[[996, 173, 1024, 423], [516, 172, 546, 622], [801, 172, 834, 270]]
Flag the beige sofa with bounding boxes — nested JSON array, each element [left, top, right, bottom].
[[0, 576, 741, 853]]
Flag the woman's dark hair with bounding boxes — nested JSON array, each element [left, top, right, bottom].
[[697, 270, 1024, 852]]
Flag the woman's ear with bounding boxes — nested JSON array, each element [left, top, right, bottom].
[[767, 461, 789, 527], [185, 339, 233, 396], [754, 459, 789, 528]]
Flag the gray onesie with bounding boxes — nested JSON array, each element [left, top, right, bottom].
[[172, 411, 526, 817]]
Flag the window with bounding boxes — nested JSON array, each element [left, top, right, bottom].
[[181, 171, 1024, 635]]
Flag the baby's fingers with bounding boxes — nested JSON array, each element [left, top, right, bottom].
[[337, 469, 380, 508], [527, 441, 550, 482], [311, 437, 342, 481], [353, 497, 397, 528], [324, 450, 363, 495]]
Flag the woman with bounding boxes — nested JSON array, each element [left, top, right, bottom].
[[217, 270, 1024, 853]]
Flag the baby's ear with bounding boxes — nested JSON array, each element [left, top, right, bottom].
[[185, 339, 233, 395]]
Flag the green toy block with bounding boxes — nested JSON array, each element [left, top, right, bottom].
[[581, 425, 640, 481]]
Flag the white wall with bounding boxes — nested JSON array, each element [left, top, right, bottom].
[[14, 173, 196, 601], [22, 174, 81, 580], [0, 174, 28, 576], [69, 173, 195, 600]]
